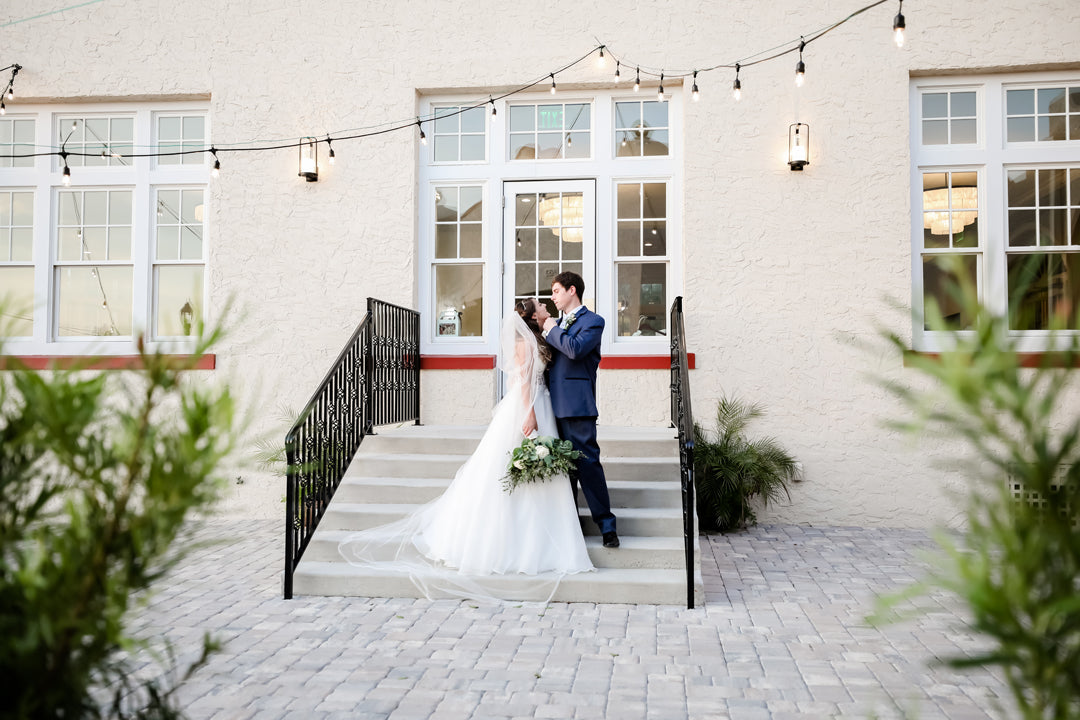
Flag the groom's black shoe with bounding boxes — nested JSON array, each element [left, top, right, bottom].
[[602, 531, 620, 548]]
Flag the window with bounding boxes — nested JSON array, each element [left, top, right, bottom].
[[432, 106, 486, 163], [614, 101, 669, 157], [911, 73, 1080, 351], [615, 182, 668, 337], [508, 103, 591, 160], [0, 118, 34, 168], [0, 102, 209, 354], [432, 185, 484, 337]]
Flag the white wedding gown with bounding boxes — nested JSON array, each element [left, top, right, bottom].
[[338, 314, 594, 603]]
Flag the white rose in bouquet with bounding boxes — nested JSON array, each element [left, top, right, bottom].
[[535, 445, 550, 459]]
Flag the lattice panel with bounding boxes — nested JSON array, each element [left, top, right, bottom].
[[1008, 465, 1079, 529]]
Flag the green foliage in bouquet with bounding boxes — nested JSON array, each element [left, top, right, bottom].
[[874, 259, 1080, 719], [503, 435, 582, 493], [0, 314, 237, 719]]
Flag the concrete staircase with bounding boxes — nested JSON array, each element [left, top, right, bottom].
[[291, 425, 704, 605]]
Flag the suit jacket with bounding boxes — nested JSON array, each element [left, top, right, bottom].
[[545, 307, 603, 418]]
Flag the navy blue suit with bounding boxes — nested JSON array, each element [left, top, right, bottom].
[[545, 307, 616, 535]]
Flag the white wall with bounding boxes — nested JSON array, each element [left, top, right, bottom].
[[4, 0, 1079, 527]]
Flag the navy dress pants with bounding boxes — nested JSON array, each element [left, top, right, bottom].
[[556, 415, 616, 535]]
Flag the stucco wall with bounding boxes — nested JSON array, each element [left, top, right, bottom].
[[4, 0, 1079, 527]]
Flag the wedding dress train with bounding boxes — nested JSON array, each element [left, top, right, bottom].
[[338, 314, 594, 602]]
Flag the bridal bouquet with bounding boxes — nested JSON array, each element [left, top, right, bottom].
[[503, 435, 581, 493]]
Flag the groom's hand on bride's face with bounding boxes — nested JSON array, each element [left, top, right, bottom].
[[543, 318, 557, 332]]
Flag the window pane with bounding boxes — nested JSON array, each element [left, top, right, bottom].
[[922, 119, 948, 145], [84, 191, 107, 225], [155, 266, 203, 337], [10, 228, 32, 262], [56, 265, 132, 337], [642, 183, 666, 218], [83, 227, 106, 261], [643, 130, 669, 155], [951, 92, 976, 117], [459, 224, 482, 258], [435, 224, 456, 259], [617, 184, 639, 219], [460, 134, 485, 161], [181, 190, 202, 223], [1007, 170, 1036, 207], [922, 93, 947, 118], [514, 228, 536, 261], [509, 105, 534, 132], [618, 221, 640, 256], [12, 192, 32, 225], [922, 254, 977, 330], [0, 267, 33, 336], [1008, 210, 1037, 246], [1037, 87, 1066, 114], [1040, 209, 1068, 246], [1072, 88, 1080, 112], [109, 190, 132, 223], [434, 109, 459, 133], [566, 104, 590, 131], [644, 222, 666, 255], [537, 132, 561, 159], [565, 132, 589, 159], [157, 225, 179, 260], [179, 227, 201, 260], [561, 232, 582, 259], [460, 107, 484, 133], [538, 227, 559, 261], [1039, 168, 1067, 206], [1007, 89, 1034, 115], [509, 136, 535, 160], [58, 228, 81, 261], [1071, 115, 1080, 142], [434, 264, 482, 337], [515, 262, 536, 298], [182, 116, 204, 140], [109, 227, 132, 260], [615, 102, 641, 128], [1007, 117, 1035, 142], [1039, 115, 1066, 141], [433, 136, 457, 162], [1008, 252, 1080, 330], [515, 194, 536, 225], [1072, 170, 1080, 207], [951, 119, 976, 144], [616, 263, 667, 337]]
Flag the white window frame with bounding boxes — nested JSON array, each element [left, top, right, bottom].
[[418, 88, 683, 357], [911, 71, 1080, 353], [0, 101, 210, 356]]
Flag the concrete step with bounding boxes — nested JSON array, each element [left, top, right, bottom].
[[292, 560, 705, 605], [347, 454, 679, 483], [362, 424, 679, 458], [303, 529, 695, 569], [320, 503, 683, 537], [334, 476, 683, 509]]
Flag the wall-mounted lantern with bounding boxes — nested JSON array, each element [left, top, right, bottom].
[[788, 123, 810, 171], [179, 300, 194, 335], [299, 137, 318, 182]]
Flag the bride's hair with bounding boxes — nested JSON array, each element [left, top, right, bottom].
[[514, 298, 552, 364]]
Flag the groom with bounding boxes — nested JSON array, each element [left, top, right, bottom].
[[541, 271, 618, 548]]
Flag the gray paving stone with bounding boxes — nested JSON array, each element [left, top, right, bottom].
[[122, 519, 1018, 719]]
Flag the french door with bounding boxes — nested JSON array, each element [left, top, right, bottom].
[[502, 179, 595, 322]]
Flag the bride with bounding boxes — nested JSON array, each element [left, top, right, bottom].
[[338, 298, 594, 602]]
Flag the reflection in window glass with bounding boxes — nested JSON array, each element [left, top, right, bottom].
[[1007, 252, 1080, 330], [58, 116, 134, 167], [434, 264, 483, 337], [615, 181, 668, 337], [0, 119, 34, 168], [153, 187, 205, 338], [0, 267, 33, 336], [508, 104, 591, 160], [922, 172, 978, 249], [434, 185, 483, 259], [922, 254, 977, 330], [155, 266, 203, 337], [157, 114, 206, 165], [921, 90, 977, 145], [512, 190, 583, 306], [617, 263, 667, 337], [432, 106, 486, 163], [1006, 85, 1080, 142], [615, 101, 669, 157], [56, 265, 132, 337], [1006, 168, 1078, 248]]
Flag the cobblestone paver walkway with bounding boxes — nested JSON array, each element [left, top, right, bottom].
[[132, 520, 1010, 719]]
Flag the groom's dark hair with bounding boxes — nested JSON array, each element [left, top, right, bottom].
[[552, 270, 584, 300]]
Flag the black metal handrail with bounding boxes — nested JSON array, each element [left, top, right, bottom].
[[283, 297, 420, 599], [670, 296, 696, 609]]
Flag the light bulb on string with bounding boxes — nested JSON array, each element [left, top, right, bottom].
[[416, 118, 427, 145], [614, 61, 621, 83], [893, 0, 906, 47], [549, 73, 557, 94], [733, 63, 742, 101], [210, 148, 220, 178], [60, 151, 71, 185], [5, 86, 11, 101], [489, 97, 497, 122], [691, 71, 700, 102], [657, 73, 665, 102], [326, 135, 335, 165], [0, 102, 5, 116], [795, 38, 806, 87], [597, 45, 606, 68], [634, 67, 640, 92]]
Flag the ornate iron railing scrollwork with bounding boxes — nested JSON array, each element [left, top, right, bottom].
[[283, 298, 420, 599], [670, 296, 696, 609]]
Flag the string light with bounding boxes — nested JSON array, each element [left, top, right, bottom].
[[597, 45, 606, 67], [416, 118, 427, 144], [489, 97, 497, 122], [893, 0, 905, 47], [614, 61, 621, 83], [0, 101, 5, 116], [733, 63, 742, 101], [326, 135, 335, 164], [549, 73, 556, 94], [795, 38, 806, 87], [657, 72, 665, 102], [210, 147, 220, 178], [634, 67, 640, 92], [691, 71, 699, 102]]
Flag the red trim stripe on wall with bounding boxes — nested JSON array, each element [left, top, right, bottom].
[[420, 354, 695, 370]]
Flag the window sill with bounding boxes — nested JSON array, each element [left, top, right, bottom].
[[904, 351, 1080, 368], [0, 354, 216, 371], [420, 354, 694, 370]]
